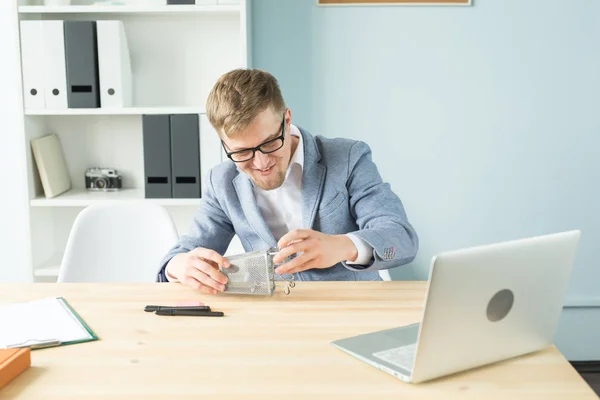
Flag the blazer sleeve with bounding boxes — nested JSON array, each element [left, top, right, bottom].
[[341, 141, 419, 272], [156, 169, 235, 282]]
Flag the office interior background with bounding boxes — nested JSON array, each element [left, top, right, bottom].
[[0, 0, 598, 369]]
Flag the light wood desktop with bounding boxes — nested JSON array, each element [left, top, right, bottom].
[[0, 282, 596, 400]]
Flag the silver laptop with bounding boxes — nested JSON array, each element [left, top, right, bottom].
[[332, 230, 581, 383]]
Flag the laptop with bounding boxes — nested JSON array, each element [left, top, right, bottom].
[[331, 230, 581, 383]]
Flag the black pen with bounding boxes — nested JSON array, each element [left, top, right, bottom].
[[144, 305, 211, 312], [155, 309, 224, 317]]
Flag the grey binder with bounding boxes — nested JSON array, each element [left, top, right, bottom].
[[142, 115, 172, 198], [64, 21, 100, 108], [170, 114, 201, 198]]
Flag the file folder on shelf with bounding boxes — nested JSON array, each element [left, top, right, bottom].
[[170, 114, 201, 199], [143, 115, 172, 198], [19, 21, 46, 109], [42, 21, 68, 109], [97, 21, 133, 108], [64, 21, 101, 108]]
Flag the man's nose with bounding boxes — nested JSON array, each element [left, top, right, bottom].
[[253, 151, 270, 169]]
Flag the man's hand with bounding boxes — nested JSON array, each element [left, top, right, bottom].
[[165, 248, 230, 294], [272, 229, 358, 275]]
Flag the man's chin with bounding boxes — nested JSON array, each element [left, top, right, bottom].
[[251, 175, 284, 191]]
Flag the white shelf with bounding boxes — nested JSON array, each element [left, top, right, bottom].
[[34, 266, 60, 278], [30, 188, 202, 207], [34, 253, 62, 278], [25, 106, 205, 116], [18, 4, 240, 14]]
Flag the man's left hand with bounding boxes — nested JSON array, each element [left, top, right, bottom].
[[272, 229, 358, 275]]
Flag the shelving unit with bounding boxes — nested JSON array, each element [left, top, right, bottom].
[[30, 188, 203, 207], [25, 106, 205, 116], [32, 253, 62, 282], [14, 0, 251, 281], [19, 4, 240, 14], [34, 266, 61, 278]]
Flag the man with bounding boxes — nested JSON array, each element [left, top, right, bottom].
[[157, 69, 418, 293]]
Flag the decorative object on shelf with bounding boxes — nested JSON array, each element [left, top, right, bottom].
[[30, 134, 71, 199], [85, 168, 123, 191]]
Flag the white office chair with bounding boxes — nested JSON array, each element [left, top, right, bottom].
[[58, 201, 179, 283]]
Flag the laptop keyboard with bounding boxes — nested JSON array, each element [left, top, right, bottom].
[[372, 343, 417, 371]]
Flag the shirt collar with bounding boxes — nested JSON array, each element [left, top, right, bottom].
[[288, 124, 304, 173]]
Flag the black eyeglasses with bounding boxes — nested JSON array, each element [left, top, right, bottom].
[[222, 114, 286, 163]]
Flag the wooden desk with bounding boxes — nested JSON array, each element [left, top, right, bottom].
[[0, 282, 596, 400]]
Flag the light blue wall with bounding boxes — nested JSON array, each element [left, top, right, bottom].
[[252, 0, 600, 359]]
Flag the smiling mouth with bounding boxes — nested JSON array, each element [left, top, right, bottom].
[[257, 165, 274, 173]]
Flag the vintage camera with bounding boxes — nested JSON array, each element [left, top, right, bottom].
[[85, 168, 122, 191]]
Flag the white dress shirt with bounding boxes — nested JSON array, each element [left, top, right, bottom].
[[254, 124, 373, 265]]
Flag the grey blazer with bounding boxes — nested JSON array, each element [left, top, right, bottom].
[[157, 128, 418, 282]]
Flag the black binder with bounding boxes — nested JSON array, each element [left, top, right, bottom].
[[170, 114, 201, 198], [142, 115, 172, 198], [64, 21, 101, 108]]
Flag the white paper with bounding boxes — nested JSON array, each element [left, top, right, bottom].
[[0, 298, 93, 348]]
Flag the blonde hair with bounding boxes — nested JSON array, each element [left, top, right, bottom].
[[206, 69, 286, 138]]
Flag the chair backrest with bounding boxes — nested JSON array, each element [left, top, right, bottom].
[[58, 201, 179, 283]]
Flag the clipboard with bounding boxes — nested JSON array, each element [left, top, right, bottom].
[[0, 297, 98, 350]]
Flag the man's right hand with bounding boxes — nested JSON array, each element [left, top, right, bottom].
[[165, 248, 230, 294]]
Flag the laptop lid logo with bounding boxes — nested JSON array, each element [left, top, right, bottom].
[[487, 289, 514, 322]]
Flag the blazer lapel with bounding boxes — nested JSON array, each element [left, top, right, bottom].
[[300, 129, 326, 229], [233, 174, 277, 248]]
